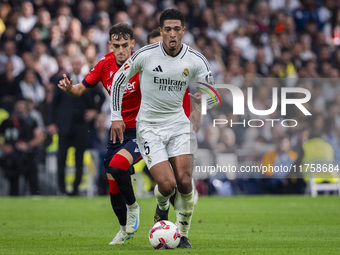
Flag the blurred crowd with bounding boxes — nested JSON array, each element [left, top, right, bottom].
[[1, 0, 340, 196]]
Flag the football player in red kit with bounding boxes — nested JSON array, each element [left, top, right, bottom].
[[58, 23, 141, 245]]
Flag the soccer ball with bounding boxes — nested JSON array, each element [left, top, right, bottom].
[[149, 220, 181, 249]]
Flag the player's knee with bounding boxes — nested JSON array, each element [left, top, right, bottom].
[[158, 180, 176, 196], [176, 175, 192, 193], [105, 166, 121, 178], [109, 154, 131, 171]]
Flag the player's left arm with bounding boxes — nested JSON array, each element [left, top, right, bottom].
[[190, 53, 221, 111], [189, 107, 201, 133], [110, 54, 142, 143]]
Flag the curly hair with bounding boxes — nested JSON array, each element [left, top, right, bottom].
[[159, 9, 185, 28]]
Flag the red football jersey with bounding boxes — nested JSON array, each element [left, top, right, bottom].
[[82, 52, 141, 129]]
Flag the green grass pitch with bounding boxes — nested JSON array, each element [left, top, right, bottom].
[[1, 196, 339, 254]]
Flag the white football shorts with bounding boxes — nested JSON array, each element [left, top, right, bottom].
[[136, 121, 197, 169]]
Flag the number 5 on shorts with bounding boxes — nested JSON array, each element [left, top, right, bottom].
[[144, 141, 150, 155]]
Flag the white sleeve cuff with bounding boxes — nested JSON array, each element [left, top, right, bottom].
[[111, 111, 123, 121]]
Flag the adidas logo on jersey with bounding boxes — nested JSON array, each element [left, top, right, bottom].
[[152, 65, 163, 72]]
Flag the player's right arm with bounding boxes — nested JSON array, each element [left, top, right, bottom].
[[58, 55, 108, 97], [58, 74, 89, 97], [110, 49, 145, 143]]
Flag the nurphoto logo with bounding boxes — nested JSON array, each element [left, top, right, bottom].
[[200, 82, 312, 128]]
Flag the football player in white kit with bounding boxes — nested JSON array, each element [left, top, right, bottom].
[[110, 9, 219, 248]]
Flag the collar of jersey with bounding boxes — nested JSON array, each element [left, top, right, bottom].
[[160, 41, 187, 60]]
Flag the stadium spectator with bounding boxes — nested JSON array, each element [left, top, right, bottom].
[[293, 0, 323, 32], [147, 28, 162, 44], [19, 68, 45, 107], [84, 43, 98, 70], [16, 1, 37, 35], [294, 129, 336, 189], [89, 113, 109, 196], [255, 0, 270, 33], [83, 26, 96, 45], [269, 0, 299, 13], [262, 135, 298, 194], [0, 61, 21, 112], [113, 11, 132, 25], [77, 0, 95, 30], [65, 18, 89, 53], [255, 48, 269, 76], [93, 12, 110, 59], [218, 127, 237, 153], [26, 98, 44, 130], [32, 41, 58, 85], [0, 3, 11, 37], [54, 13, 70, 34], [50, 54, 71, 85], [220, 3, 240, 45], [47, 24, 64, 57], [23, 26, 43, 52], [56, 4, 72, 23], [35, 8, 52, 41], [278, 47, 298, 79], [0, 40, 25, 76], [0, 98, 43, 196]]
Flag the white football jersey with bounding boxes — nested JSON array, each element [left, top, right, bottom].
[[111, 42, 216, 124]]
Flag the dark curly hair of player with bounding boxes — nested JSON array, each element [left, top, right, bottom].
[[159, 9, 185, 28]]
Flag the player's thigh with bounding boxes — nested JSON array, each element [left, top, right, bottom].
[[105, 148, 134, 179], [169, 154, 193, 193], [115, 149, 133, 164], [119, 138, 143, 165], [149, 160, 176, 194], [104, 128, 141, 169], [107, 142, 141, 175]]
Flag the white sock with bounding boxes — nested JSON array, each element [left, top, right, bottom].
[[192, 179, 199, 205], [120, 225, 126, 233], [154, 184, 175, 211], [127, 201, 139, 210], [174, 189, 195, 237]]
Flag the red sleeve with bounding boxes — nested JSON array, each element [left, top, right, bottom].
[[82, 59, 104, 88]]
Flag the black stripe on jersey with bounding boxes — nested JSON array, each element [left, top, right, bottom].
[[113, 73, 125, 110], [114, 74, 126, 111], [131, 44, 159, 61], [112, 73, 122, 110], [116, 76, 126, 110], [180, 46, 188, 59], [188, 48, 211, 72]]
